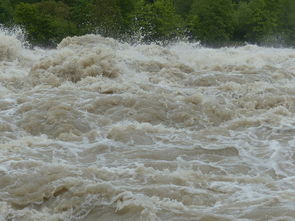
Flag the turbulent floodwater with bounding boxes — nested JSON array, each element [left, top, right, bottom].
[[1, 29, 295, 221]]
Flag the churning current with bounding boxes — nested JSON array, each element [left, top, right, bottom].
[[1, 29, 295, 221]]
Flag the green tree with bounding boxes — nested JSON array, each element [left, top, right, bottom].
[[133, 0, 184, 43], [68, 0, 95, 35], [87, 0, 124, 38], [10, 0, 41, 7], [67, 0, 136, 38], [0, 0, 13, 24], [188, 0, 235, 46], [277, 0, 295, 45], [234, 0, 279, 44], [174, 0, 193, 19], [14, 1, 76, 46], [118, 0, 137, 35], [6, 0, 295, 47]]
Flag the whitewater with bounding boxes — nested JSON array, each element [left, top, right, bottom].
[[1, 29, 295, 221]]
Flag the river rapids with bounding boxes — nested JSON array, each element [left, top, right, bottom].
[[1, 29, 295, 221]]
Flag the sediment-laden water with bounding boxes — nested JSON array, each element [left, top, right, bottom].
[[1, 29, 295, 221]]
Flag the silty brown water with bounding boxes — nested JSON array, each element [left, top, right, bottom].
[[1, 29, 295, 221]]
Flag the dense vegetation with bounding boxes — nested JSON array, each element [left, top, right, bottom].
[[1, 0, 295, 47]]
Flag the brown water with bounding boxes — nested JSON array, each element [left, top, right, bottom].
[[1, 29, 295, 221]]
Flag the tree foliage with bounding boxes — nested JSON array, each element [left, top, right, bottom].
[[0, 0, 13, 24], [277, 0, 295, 45], [188, 0, 235, 46], [133, 0, 184, 42], [0, 0, 294, 47], [14, 1, 76, 46]]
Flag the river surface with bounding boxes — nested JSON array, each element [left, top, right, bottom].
[[1, 29, 295, 221]]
